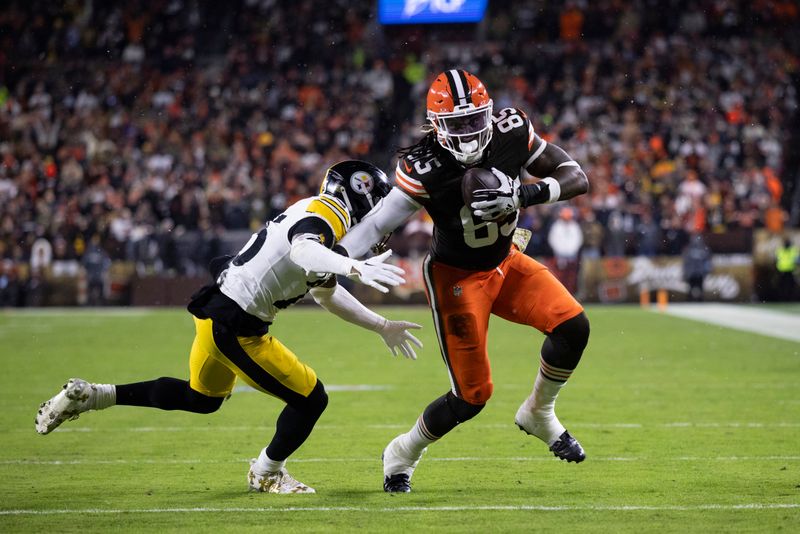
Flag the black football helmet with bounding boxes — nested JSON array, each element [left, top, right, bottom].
[[319, 160, 392, 224]]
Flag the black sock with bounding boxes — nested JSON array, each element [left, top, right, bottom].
[[421, 391, 485, 437], [115, 377, 223, 413], [265, 381, 328, 461]]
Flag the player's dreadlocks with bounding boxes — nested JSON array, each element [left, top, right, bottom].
[[396, 128, 438, 160]]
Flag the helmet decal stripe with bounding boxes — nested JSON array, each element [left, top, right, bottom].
[[455, 69, 471, 105], [446, 69, 468, 107]]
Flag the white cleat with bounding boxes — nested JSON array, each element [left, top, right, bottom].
[[382, 435, 425, 493], [35, 378, 95, 435], [247, 459, 315, 494], [515, 404, 585, 463], [514, 403, 565, 446]]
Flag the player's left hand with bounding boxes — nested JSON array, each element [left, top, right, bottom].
[[377, 320, 423, 360], [470, 167, 520, 221]]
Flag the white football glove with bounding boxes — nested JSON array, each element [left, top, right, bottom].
[[347, 249, 405, 293], [376, 319, 423, 360], [470, 167, 520, 221]]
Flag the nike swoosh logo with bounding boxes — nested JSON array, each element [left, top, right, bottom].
[[403, 160, 413, 173]]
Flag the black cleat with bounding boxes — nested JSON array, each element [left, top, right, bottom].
[[549, 430, 586, 463], [384, 473, 412, 493]]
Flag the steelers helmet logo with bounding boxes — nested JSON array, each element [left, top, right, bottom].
[[350, 171, 374, 194]]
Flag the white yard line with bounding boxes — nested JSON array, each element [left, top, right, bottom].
[[660, 304, 800, 342], [3, 455, 799, 466], [1, 503, 798, 515], [0, 308, 156, 317]]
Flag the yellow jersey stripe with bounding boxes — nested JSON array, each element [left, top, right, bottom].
[[306, 199, 347, 241], [317, 195, 351, 227]]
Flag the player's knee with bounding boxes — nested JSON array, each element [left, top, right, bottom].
[[296, 380, 328, 418], [446, 391, 485, 423], [186, 389, 224, 414], [550, 312, 590, 353], [544, 312, 590, 369], [467, 382, 493, 405]]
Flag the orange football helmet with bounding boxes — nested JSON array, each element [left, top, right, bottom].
[[426, 69, 493, 164]]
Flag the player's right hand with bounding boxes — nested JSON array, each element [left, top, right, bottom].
[[348, 249, 405, 293], [470, 167, 521, 221]]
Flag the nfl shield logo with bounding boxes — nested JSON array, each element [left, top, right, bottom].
[[453, 285, 462, 297]]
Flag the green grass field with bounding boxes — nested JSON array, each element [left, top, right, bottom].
[[1, 305, 798, 532]]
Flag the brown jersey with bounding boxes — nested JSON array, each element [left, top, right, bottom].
[[394, 107, 539, 270]]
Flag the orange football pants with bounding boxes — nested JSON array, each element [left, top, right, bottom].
[[422, 248, 583, 405]]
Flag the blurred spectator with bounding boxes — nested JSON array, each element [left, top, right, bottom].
[[0, 260, 21, 307], [775, 238, 799, 301], [604, 210, 628, 257], [30, 237, 52, 275], [682, 233, 713, 301], [548, 207, 583, 293], [82, 233, 111, 305], [764, 201, 788, 235], [635, 210, 661, 257], [579, 210, 603, 259], [0, 0, 796, 287]]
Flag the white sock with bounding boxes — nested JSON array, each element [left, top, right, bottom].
[[384, 417, 436, 477], [516, 368, 570, 445], [90, 384, 116, 410], [252, 448, 285, 475], [398, 417, 438, 458]]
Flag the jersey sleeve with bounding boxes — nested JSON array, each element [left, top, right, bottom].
[[394, 158, 431, 201], [303, 197, 351, 242], [287, 214, 336, 249], [515, 109, 547, 172]]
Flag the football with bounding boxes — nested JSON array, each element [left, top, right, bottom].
[[461, 167, 502, 215]]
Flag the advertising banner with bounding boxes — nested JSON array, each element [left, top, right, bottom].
[[379, 0, 488, 24], [579, 255, 754, 303]]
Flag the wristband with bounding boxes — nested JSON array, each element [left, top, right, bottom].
[[540, 177, 561, 203]]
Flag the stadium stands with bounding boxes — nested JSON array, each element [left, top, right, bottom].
[[0, 0, 798, 305]]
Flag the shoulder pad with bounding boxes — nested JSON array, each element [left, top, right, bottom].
[[305, 196, 350, 241]]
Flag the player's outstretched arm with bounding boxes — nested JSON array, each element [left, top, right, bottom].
[[310, 284, 423, 359], [290, 238, 405, 293], [339, 188, 421, 258]]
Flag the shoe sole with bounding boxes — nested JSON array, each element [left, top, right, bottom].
[[35, 379, 89, 435]]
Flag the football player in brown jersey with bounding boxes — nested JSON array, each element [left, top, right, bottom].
[[339, 69, 591, 493]]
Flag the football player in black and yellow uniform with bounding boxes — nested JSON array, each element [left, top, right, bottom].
[[35, 160, 422, 494], [338, 70, 591, 492]]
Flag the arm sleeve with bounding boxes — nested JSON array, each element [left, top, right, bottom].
[[338, 187, 422, 258], [289, 236, 356, 276], [309, 284, 386, 331]]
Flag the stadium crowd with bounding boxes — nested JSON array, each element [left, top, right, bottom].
[[0, 0, 798, 305]]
